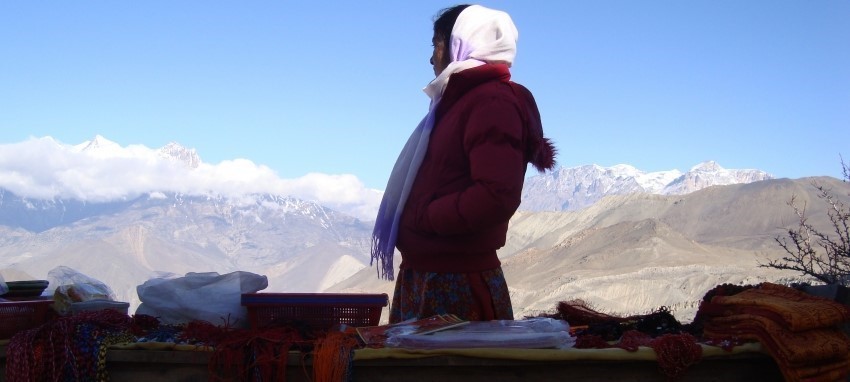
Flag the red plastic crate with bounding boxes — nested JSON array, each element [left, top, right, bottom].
[[241, 293, 388, 330], [0, 300, 54, 339]]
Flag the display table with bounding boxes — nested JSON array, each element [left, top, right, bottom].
[[1, 341, 783, 382]]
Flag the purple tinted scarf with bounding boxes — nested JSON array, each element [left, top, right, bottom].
[[370, 101, 438, 280]]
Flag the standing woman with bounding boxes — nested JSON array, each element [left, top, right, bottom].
[[371, 4, 556, 323]]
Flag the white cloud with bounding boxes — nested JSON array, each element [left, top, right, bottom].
[[0, 136, 382, 221]]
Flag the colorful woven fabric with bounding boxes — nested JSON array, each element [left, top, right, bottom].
[[388, 267, 513, 323], [701, 282, 850, 382], [702, 282, 850, 331], [704, 314, 850, 366], [6, 309, 364, 382], [5, 309, 135, 382]]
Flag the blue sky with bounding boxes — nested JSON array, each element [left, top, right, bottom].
[[2, 1, 849, 192]]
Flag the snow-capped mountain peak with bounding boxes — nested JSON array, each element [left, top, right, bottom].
[[607, 164, 642, 177], [158, 142, 201, 168], [520, 161, 774, 211], [662, 161, 772, 195], [634, 170, 683, 193], [689, 160, 721, 172], [74, 135, 123, 155]]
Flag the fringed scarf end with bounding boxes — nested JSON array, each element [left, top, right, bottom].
[[370, 235, 395, 281]]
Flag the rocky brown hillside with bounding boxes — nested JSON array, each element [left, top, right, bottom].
[[330, 176, 849, 323]]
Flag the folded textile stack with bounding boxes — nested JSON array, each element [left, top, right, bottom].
[[700, 282, 850, 382]]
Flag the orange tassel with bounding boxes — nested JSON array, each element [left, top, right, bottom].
[[312, 331, 360, 382]]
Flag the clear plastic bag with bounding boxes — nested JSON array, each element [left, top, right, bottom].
[[385, 318, 576, 349], [48, 266, 116, 314]]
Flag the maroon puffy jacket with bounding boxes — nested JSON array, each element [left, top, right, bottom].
[[396, 63, 556, 273]]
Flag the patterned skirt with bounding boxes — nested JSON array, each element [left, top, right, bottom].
[[388, 266, 514, 323]]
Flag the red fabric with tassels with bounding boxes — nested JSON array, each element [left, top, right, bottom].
[[208, 326, 310, 382]]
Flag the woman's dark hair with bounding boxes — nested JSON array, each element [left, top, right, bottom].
[[433, 4, 471, 58]]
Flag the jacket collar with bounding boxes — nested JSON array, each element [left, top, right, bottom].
[[435, 64, 511, 118]]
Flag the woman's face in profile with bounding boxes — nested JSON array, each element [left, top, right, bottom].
[[430, 34, 448, 77]]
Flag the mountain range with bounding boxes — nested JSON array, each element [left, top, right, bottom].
[[331, 175, 847, 322], [0, 191, 373, 304], [520, 161, 774, 211], [1, 139, 845, 324]]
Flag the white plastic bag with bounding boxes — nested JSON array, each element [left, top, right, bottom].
[[136, 271, 268, 328]]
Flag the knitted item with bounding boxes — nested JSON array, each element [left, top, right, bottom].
[[650, 333, 702, 381]]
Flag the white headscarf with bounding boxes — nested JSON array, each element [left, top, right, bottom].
[[423, 5, 519, 101], [371, 5, 519, 280]]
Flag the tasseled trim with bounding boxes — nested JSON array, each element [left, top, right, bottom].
[[5, 309, 135, 382], [209, 326, 308, 382], [312, 331, 360, 382]]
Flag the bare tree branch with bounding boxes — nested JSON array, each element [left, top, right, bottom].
[[760, 156, 850, 285]]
